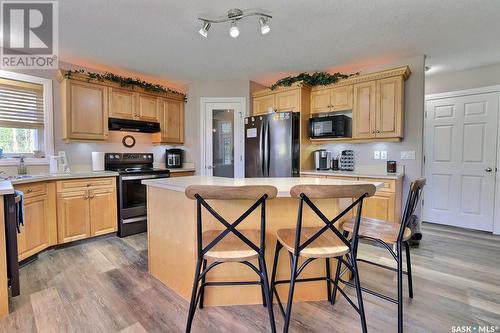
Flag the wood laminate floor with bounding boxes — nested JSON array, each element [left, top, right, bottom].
[[0, 223, 499, 332]]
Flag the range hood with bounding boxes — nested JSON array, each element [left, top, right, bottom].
[[108, 118, 160, 133]]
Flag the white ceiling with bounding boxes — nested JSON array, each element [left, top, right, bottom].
[[59, 0, 500, 86]]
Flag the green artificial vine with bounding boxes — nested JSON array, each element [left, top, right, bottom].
[[270, 71, 359, 90], [65, 69, 185, 98]]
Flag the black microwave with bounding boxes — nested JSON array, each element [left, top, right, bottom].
[[309, 115, 352, 139]]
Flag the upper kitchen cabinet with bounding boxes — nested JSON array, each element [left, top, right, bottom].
[[310, 85, 353, 114], [252, 84, 311, 115], [109, 87, 136, 120], [60, 79, 109, 142], [352, 81, 377, 139], [136, 93, 160, 122], [152, 98, 185, 144]]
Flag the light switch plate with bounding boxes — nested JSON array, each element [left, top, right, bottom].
[[374, 151, 380, 159], [380, 151, 387, 160], [401, 150, 416, 160]]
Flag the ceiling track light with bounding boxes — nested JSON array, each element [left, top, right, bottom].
[[197, 8, 272, 38]]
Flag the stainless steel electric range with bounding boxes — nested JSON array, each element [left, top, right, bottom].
[[105, 153, 170, 237]]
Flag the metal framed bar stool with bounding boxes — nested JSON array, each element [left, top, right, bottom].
[[339, 178, 426, 333], [184, 185, 277, 333], [270, 184, 376, 333]]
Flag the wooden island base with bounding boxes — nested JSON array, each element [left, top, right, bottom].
[[147, 185, 354, 306]]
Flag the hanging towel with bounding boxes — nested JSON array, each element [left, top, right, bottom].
[[14, 190, 24, 233]]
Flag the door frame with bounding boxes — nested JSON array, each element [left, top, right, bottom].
[[200, 97, 247, 177], [425, 85, 500, 234]]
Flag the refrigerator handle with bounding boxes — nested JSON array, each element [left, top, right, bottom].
[[259, 122, 264, 176], [263, 122, 269, 177], [266, 123, 271, 177]]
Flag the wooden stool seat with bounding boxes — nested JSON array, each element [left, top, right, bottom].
[[341, 217, 412, 244], [276, 227, 350, 258], [202, 229, 260, 262]]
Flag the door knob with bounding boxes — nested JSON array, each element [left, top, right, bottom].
[[485, 167, 493, 172]]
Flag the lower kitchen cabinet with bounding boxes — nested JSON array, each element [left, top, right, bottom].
[[89, 188, 117, 236], [56, 177, 118, 244], [170, 171, 195, 177], [301, 174, 402, 223], [14, 182, 57, 261], [57, 190, 91, 243]]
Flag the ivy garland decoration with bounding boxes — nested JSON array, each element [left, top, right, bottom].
[[270, 71, 359, 90], [65, 69, 185, 99]]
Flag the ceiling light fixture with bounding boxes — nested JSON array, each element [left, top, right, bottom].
[[259, 17, 270, 35], [198, 21, 211, 38], [198, 8, 272, 39], [229, 20, 239, 38]]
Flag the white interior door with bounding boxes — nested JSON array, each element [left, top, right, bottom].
[[424, 91, 499, 231], [203, 101, 244, 178]]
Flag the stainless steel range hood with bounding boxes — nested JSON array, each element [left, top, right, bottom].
[[108, 118, 160, 133]]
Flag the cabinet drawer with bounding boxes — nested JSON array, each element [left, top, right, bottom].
[[15, 182, 47, 198], [358, 178, 395, 193], [57, 177, 116, 192]]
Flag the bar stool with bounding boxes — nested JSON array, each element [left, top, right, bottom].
[[184, 185, 277, 333], [339, 178, 426, 333], [270, 184, 376, 333]]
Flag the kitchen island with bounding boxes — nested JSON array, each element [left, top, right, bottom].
[[143, 176, 382, 306]]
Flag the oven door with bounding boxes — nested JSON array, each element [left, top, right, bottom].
[[119, 173, 169, 218]]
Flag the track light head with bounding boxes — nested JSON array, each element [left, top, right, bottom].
[[259, 17, 270, 35], [198, 21, 211, 38], [229, 20, 239, 38]]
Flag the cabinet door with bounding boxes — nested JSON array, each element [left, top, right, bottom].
[[362, 191, 396, 222], [253, 95, 275, 115], [17, 195, 49, 261], [89, 188, 117, 237], [163, 99, 184, 143], [57, 190, 91, 243], [352, 81, 376, 139], [275, 90, 300, 112], [376, 77, 403, 138], [331, 85, 353, 111], [109, 88, 135, 120], [310, 89, 331, 113], [137, 94, 160, 122], [68, 81, 108, 140]]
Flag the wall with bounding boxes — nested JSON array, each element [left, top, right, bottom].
[[318, 55, 426, 199], [426, 62, 500, 95], [2, 62, 187, 172], [183, 80, 251, 174]]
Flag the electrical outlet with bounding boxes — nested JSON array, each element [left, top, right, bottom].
[[374, 151, 380, 159], [401, 150, 416, 160], [380, 151, 387, 160]]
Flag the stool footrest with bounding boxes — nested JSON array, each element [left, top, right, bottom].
[[339, 278, 398, 304], [357, 258, 408, 275], [202, 281, 262, 287]]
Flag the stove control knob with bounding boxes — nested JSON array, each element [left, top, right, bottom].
[[148, 155, 152, 159], [143, 155, 147, 159], [109, 155, 114, 159], [115, 154, 120, 159]]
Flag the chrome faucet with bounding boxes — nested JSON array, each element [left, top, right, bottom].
[[18, 156, 27, 175]]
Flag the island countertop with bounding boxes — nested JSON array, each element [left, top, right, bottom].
[[143, 175, 383, 197]]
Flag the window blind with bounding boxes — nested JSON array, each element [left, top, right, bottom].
[[0, 78, 44, 129]]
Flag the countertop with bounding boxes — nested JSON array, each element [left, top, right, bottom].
[[0, 171, 119, 195], [142, 176, 383, 198], [301, 169, 404, 180]]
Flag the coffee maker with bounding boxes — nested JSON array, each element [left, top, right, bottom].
[[314, 149, 332, 170], [166, 148, 183, 168]]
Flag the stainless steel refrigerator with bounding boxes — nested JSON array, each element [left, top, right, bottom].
[[245, 112, 300, 177]]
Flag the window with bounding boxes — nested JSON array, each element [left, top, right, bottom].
[[0, 71, 53, 158]]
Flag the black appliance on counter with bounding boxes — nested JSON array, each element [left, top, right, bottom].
[[245, 112, 300, 177], [4, 192, 22, 297], [105, 153, 170, 237], [309, 115, 352, 139], [166, 148, 183, 168]]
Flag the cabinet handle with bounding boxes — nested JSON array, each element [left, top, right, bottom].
[[376, 130, 380, 133], [27, 188, 33, 193]]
